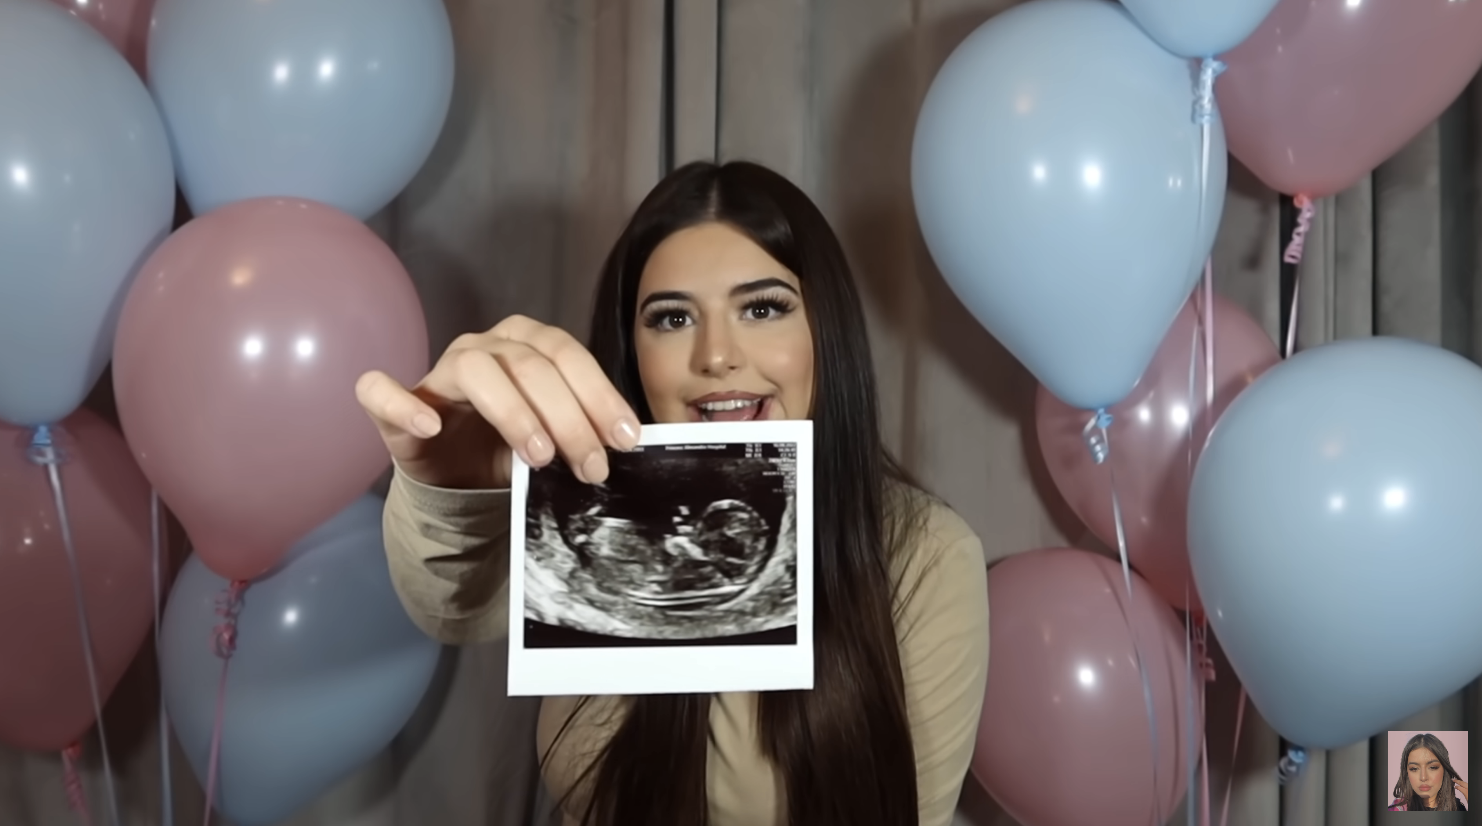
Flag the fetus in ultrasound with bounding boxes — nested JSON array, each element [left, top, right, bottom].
[[560, 497, 772, 610], [523, 449, 797, 640]]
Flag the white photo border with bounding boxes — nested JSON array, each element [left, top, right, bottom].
[[508, 419, 815, 697]]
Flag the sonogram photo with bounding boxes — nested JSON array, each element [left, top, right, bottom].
[[522, 441, 798, 648]]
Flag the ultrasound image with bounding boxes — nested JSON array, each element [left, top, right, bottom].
[[522, 442, 798, 647]]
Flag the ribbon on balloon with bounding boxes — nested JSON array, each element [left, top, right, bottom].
[[1079, 411, 1164, 825], [1280, 195, 1315, 359], [1265, 190, 1316, 788], [151, 491, 175, 826], [201, 580, 249, 826], [24, 424, 123, 826], [1185, 268, 1214, 826]]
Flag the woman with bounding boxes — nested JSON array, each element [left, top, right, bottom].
[[1388, 732, 1469, 811], [355, 161, 990, 825]]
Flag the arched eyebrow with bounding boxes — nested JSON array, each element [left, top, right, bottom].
[[638, 278, 800, 312]]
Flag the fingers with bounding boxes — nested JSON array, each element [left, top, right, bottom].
[[373, 316, 641, 485], [485, 342, 612, 482], [434, 318, 640, 483], [356, 370, 443, 440], [493, 316, 641, 450]]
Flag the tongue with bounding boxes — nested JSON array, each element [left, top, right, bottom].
[[708, 403, 759, 422]]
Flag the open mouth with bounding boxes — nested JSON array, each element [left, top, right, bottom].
[[692, 396, 771, 422]]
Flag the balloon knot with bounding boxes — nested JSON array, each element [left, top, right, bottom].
[[26, 424, 69, 466], [1193, 57, 1227, 125], [60, 741, 91, 820], [1283, 194, 1315, 265], [1277, 746, 1308, 784], [211, 580, 250, 660], [1193, 631, 1217, 683], [1081, 408, 1113, 464]]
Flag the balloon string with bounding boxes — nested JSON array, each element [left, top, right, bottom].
[[61, 741, 93, 826], [1083, 412, 1161, 825], [1218, 684, 1246, 826], [1081, 410, 1131, 597], [152, 489, 175, 826], [1281, 194, 1314, 359], [1201, 261, 1215, 417], [202, 580, 249, 826], [1185, 264, 1215, 490], [1189, 620, 1218, 826], [30, 425, 122, 826], [1201, 727, 1212, 826], [1186, 263, 1216, 826], [1185, 593, 1197, 826], [1197, 618, 1215, 826]]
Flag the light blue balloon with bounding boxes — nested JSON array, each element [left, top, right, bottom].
[[912, 0, 1226, 411], [148, 0, 454, 220], [1189, 337, 1482, 750], [161, 495, 441, 826], [0, 0, 175, 428], [1120, 0, 1280, 59]]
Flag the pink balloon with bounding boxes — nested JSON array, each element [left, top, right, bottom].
[[975, 548, 1201, 826], [113, 198, 428, 582], [1035, 292, 1277, 615], [48, 0, 153, 77], [1217, 0, 1482, 198], [0, 409, 154, 752]]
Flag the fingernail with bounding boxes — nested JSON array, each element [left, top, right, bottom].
[[612, 419, 639, 450], [526, 432, 554, 465], [581, 451, 608, 485], [412, 413, 441, 438]]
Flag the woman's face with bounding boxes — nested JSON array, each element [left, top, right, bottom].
[[1409, 747, 1446, 801], [633, 221, 815, 425]]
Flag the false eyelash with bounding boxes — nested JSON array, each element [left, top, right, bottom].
[[640, 292, 798, 330], [641, 305, 689, 330], [742, 292, 798, 318]]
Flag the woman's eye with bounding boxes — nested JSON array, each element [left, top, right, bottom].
[[743, 298, 793, 320], [647, 310, 690, 331]]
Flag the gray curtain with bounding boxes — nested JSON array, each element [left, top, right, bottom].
[[1, 2, 1477, 824]]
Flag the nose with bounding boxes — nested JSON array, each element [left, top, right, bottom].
[[692, 318, 743, 376]]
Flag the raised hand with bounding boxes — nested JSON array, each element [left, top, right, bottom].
[[356, 315, 640, 490]]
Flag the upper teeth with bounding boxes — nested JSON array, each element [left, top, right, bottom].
[[698, 399, 759, 411]]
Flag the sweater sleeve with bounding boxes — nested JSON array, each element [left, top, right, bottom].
[[896, 502, 991, 826], [382, 464, 513, 645]]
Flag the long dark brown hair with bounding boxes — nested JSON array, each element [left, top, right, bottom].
[[538, 160, 924, 825], [1393, 733, 1466, 811]]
